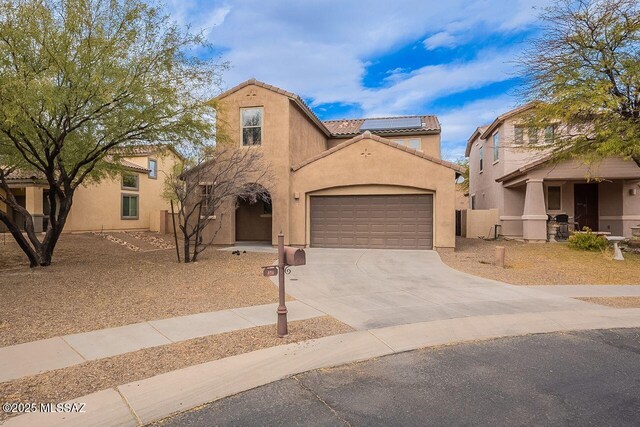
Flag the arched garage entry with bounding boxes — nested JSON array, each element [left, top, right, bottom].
[[308, 186, 434, 249]]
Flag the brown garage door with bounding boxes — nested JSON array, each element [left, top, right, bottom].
[[310, 195, 433, 249]]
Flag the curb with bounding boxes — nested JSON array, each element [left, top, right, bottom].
[[3, 308, 640, 426]]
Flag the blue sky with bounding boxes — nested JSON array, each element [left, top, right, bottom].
[[167, 0, 552, 160]]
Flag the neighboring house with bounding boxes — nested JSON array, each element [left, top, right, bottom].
[[0, 146, 181, 234], [197, 79, 462, 250], [465, 103, 640, 241]]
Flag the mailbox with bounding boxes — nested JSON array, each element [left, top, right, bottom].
[[283, 246, 306, 266]]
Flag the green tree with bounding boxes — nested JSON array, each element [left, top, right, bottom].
[[519, 0, 640, 167], [0, 0, 222, 267]]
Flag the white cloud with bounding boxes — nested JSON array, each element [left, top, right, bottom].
[[438, 94, 519, 160], [423, 32, 458, 50], [165, 0, 544, 125]]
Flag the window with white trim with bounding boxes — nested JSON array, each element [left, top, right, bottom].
[[479, 146, 484, 172], [241, 108, 263, 146], [493, 132, 499, 161]]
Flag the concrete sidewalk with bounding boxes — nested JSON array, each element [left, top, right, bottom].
[[5, 307, 640, 427], [0, 301, 322, 383], [526, 285, 640, 297]]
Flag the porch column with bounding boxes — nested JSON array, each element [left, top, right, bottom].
[[522, 179, 547, 242], [25, 186, 44, 233]]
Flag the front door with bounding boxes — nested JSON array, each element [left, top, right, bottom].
[[574, 183, 599, 231]]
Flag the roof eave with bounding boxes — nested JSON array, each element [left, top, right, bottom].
[[215, 79, 332, 137]]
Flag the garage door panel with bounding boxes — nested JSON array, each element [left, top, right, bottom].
[[311, 195, 433, 249]]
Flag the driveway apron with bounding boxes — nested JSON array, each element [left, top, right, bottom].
[[282, 249, 601, 330]]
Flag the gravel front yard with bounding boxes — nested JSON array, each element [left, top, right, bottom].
[[0, 316, 353, 422], [0, 233, 285, 346], [577, 297, 640, 308], [440, 237, 640, 285]]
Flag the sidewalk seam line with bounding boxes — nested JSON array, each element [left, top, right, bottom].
[[146, 322, 177, 343], [365, 330, 396, 353], [60, 336, 89, 362], [228, 308, 259, 327], [116, 387, 143, 426]]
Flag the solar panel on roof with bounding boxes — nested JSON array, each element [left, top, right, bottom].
[[360, 117, 422, 131]]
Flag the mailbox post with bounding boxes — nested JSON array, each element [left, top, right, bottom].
[[263, 233, 306, 338], [276, 233, 287, 337]]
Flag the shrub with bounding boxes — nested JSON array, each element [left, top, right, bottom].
[[568, 227, 608, 251]]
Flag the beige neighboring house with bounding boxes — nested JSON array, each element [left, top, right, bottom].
[[198, 79, 462, 250], [465, 103, 640, 241], [0, 146, 181, 234]]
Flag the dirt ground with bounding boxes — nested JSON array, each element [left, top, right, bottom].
[[439, 238, 640, 286], [577, 297, 640, 308], [0, 316, 353, 422], [0, 233, 285, 346]]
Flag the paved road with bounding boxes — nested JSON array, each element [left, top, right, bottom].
[[157, 328, 640, 427], [281, 249, 600, 329]]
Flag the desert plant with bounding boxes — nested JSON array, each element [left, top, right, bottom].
[[568, 227, 608, 251]]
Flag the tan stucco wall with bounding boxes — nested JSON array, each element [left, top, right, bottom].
[[461, 208, 499, 239], [200, 83, 455, 248], [63, 152, 179, 233], [289, 102, 328, 167], [290, 137, 457, 249]]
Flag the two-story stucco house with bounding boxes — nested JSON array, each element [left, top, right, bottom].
[[1, 145, 181, 234], [199, 79, 462, 250], [466, 103, 640, 241]]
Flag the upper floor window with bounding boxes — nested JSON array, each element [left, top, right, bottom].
[[241, 107, 263, 146], [528, 127, 539, 145], [148, 159, 157, 179], [544, 125, 555, 144], [471, 194, 476, 210], [478, 146, 484, 172], [514, 126, 524, 145], [122, 173, 139, 190], [393, 138, 421, 150], [493, 132, 499, 162]]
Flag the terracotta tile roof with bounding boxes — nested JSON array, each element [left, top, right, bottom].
[[216, 79, 332, 137], [291, 131, 463, 173], [323, 115, 440, 136], [119, 159, 150, 173], [3, 158, 148, 183], [113, 144, 184, 160], [4, 169, 45, 182]]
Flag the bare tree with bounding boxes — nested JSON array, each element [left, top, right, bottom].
[[165, 146, 272, 263]]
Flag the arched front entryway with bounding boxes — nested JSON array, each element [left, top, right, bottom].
[[235, 186, 272, 242]]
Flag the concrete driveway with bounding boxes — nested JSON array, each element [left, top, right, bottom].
[[284, 249, 599, 330]]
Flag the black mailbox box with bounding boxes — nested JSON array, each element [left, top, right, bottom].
[[284, 247, 306, 266]]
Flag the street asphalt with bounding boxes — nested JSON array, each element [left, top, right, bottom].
[[156, 328, 640, 427]]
